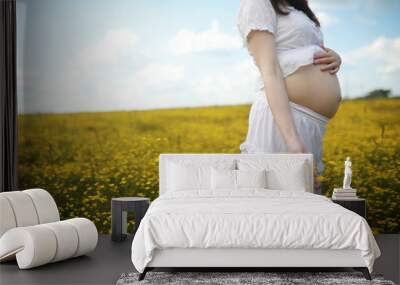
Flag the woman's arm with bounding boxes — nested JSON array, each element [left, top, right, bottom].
[[247, 30, 307, 153]]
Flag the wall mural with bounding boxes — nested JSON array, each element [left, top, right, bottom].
[[17, 0, 399, 234]]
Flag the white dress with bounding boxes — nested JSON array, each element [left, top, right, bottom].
[[236, 0, 331, 176]]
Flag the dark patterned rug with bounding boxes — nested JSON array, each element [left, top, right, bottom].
[[116, 271, 396, 285]]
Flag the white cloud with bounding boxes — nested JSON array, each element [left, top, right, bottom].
[[129, 63, 185, 91], [38, 61, 186, 113], [32, 27, 186, 113], [311, 0, 397, 11], [310, 0, 357, 11], [310, 1, 340, 28], [342, 36, 400, 74], [168, 20, 242, 55], [336, 36, 400, 98], [190, 59, 259, 105], [315, 11, 339, 27], [78, 28, 138, 67]]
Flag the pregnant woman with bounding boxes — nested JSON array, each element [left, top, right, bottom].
[[237, 0, 342, 192]]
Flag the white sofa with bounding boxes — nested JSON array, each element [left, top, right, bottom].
[[0, 188, 98, 269]]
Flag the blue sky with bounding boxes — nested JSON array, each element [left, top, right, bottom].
[[16, 0, 400, 113]]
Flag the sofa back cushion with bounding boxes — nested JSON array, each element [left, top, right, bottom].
[[0, 189, 60, 238]]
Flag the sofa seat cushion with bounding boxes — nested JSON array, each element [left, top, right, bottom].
[[0, 218, 98, 269]]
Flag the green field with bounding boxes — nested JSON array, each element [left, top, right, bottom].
[[18, 98, 400, 234]]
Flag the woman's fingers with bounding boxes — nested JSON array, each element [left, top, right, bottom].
[[313, 46, 342, 74], [314, 56, 335, 64], [329, 66, 340, 74], [320, 62, 338, 72]]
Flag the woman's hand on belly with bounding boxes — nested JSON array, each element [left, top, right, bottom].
[[313, 45, 342, 75]]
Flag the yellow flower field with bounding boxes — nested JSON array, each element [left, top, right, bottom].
[[18, 98, 400, 234]]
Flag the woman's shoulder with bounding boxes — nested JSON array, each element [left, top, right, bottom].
[[238, 0, 276, 15], [241, 0, 274, 8], [237, 0, 278, 47]]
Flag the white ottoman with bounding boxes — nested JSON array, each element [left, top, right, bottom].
[[0, 189, 98, 269]]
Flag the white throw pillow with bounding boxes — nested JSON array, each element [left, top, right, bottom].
[[167, 162, 210, 191], [237, 159, 308, 191], [236, 169, 267, 189], [211, 168, 236, 190], [166, 159, 236, 192], [211, 168, 268, 190]]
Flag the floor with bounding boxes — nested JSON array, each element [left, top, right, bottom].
[[374, 234, 400, 284], [0, 235, 134, 285], [1, 234, 399, 285]]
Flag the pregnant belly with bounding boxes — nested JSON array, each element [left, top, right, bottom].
[[284, 63, 342, 119]]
